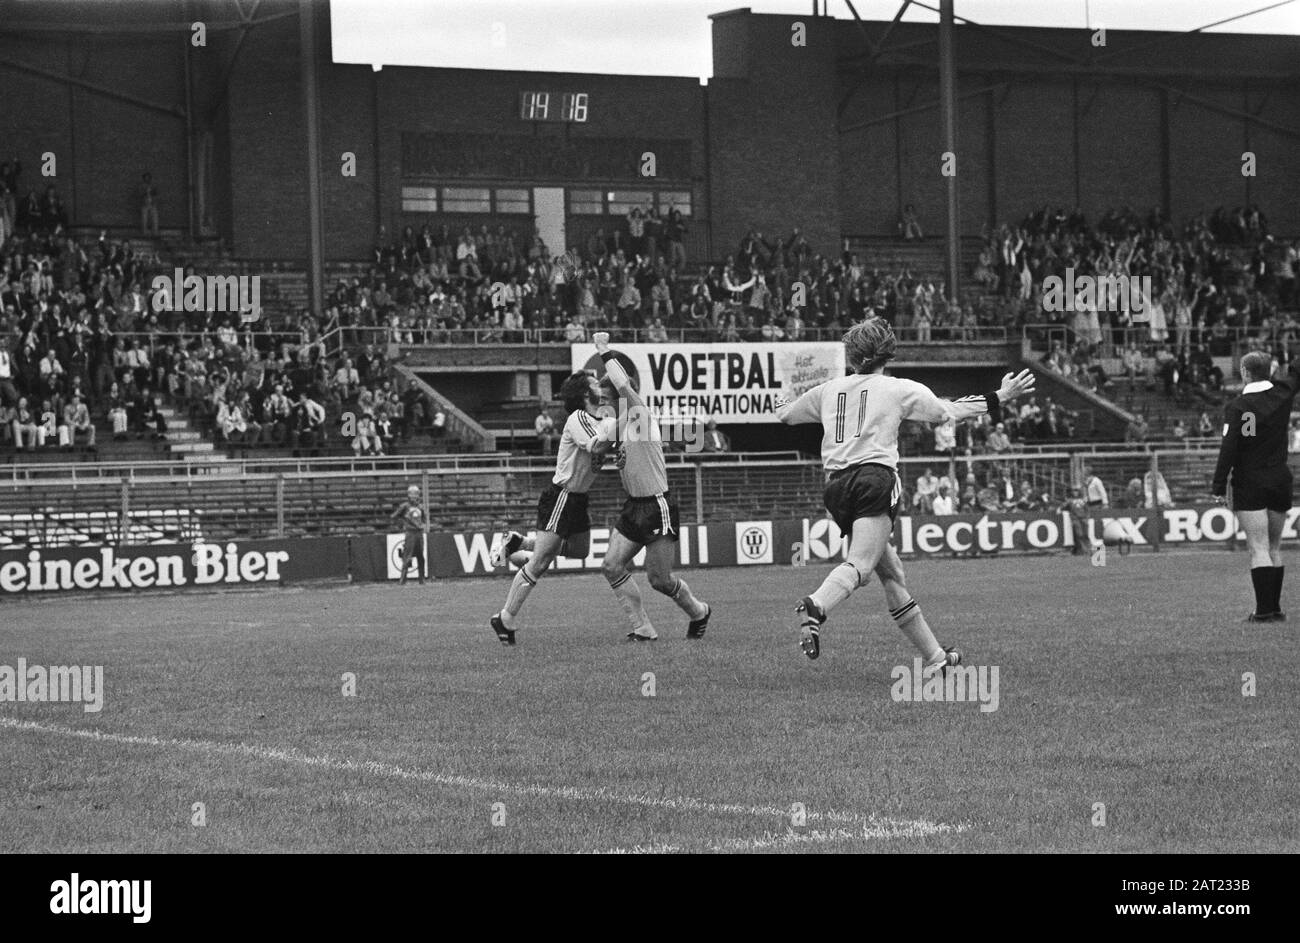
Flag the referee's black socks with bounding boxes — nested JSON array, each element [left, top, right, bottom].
[[1250, 565, 1285, 616], [1251, 567, 1272, 616]]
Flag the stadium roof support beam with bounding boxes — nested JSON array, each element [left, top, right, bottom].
[[1087, 0, 1299, 65], [207, 0, 265, 125], [0, 10, 299, 35], [937, 0, 959, 304], [837, 0, 913, 118], [299, 0, 325, 318], [839, 81, 1010, 134], [0, 56, 185, 118]]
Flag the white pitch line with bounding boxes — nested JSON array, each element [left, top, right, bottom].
[[595, 821, 965, 854], [0, 717, 966, 838]]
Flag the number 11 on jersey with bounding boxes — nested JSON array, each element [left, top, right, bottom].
[[834, 390, 869, 443]]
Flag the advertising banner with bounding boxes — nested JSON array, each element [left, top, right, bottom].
[[0, 538, 351, 596], [569, 342, 844, 423]]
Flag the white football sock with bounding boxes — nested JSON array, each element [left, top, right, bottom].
[[892, 598, 943, 665], [501, 565, 538, 629], [663, 577, 707, 620], [609, 572, 655, 637], [810, 561, 867, 615]]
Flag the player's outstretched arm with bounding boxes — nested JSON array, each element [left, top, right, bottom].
[[773, 385, 823, 425], [903, 368, 1035, 424]]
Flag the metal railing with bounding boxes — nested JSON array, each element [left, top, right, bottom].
[[0, 448, 1247, 548], [338, 324, 1011, 348]]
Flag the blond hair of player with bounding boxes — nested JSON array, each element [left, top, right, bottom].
[[775, 316, 1034, 666]]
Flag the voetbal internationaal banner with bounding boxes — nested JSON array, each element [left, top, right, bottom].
[[570, 342, 845, 423]]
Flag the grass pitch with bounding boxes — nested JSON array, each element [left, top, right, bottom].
[[1, 551, 1296, 853]]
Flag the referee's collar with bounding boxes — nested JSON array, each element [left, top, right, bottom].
[[1242, 380, 1272, 394]]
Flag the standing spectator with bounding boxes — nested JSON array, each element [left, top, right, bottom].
[[431, 407, 447, 440], [1062, 487, 1088, 556], [665, 208, 688, 269], [1084, 467, 1109, 509], [0, 336, 18, 405], [139, 172, 159, 235], [1144, 469, 1174, 509], [389, 485, 427, 585]]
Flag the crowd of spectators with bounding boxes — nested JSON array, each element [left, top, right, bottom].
[[0, 191, 447, 457], [983, 203, 1297, 351], [340, 216, 1002, 346]]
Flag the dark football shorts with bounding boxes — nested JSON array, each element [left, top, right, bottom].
[[535, 484, 591, 538], [824, 462, 902, 536], [1232, 467, 1293, 513], [615, 491, 680, 545]]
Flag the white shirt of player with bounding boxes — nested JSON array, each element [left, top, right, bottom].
[[775, 372, 990, 472], [552, 410, 614, 493]]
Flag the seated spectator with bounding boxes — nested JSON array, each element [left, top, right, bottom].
[[932, 483, 955, 516], [352, 411, 382, 455], [431, 407, 447, 439], [217, 396, 251, 443], [62, 394, 95, 448], [1171, 418, 1188, 441], [375, 407, 396, 453], [701, 419, 729, 453], [11, 397, 39, 450], [35, 398, 58, 447], [986, 422, 1011, 453], [646, 318, 669, 344], [534, 403, 556, 453], [293, 392, 326, 448], [1014, 481, 1045, 511], [914, 467, 939, 514]]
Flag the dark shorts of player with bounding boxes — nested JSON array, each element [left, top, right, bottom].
[[1232, 467, 1294, 513], [615, 491, 680, 545], [401, 531, 422, 555], [824, 462, 901, 536], [535, 483, 591, 539]]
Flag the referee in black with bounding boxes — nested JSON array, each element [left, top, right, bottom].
[[1212, 350, 1297, 621]]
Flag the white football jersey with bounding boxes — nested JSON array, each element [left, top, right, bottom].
[[552, 410, 615, 492], [775, 373, 991, 472]]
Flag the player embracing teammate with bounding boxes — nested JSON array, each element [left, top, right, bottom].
[[488, 372, 615, 644], [593, 332, 710, 641], [776, 316, 1034, 668], [487, 341, 710, 644]]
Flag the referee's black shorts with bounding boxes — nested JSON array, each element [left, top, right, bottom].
[[824, 463, 901, 536], [535, 483, 591, 538], [1232, 467, 1293, 513]]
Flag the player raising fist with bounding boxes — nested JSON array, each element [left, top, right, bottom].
[[592, 332, 711, 641]]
